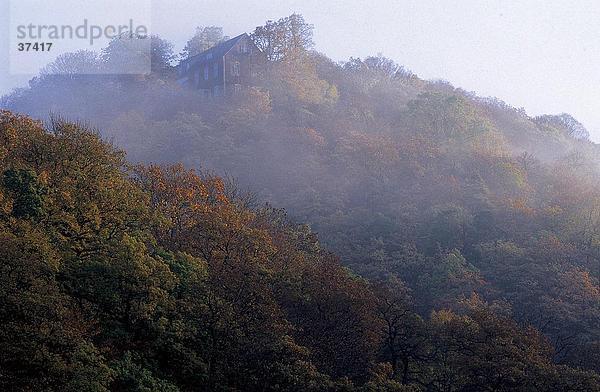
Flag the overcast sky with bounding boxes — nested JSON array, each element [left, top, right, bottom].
[[2, 0, 599, 141]]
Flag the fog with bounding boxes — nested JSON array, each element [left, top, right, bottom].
[[2, 0, 600, 141]]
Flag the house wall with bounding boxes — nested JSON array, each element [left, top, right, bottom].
[[223, 35, 262, 95], [177, 56, 224, 95], [177, 34, 264, 97]]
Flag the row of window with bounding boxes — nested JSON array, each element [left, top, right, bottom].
[[200, 84, 242, 98], [231, 61, 240, 76], [238, 42, 251, 54], [203, 62, 220, 80], [201, 61, 240, 81]]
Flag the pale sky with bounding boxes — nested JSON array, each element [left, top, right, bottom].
[[2, 0, 599, 141]]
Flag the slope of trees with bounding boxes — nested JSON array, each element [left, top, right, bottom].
[[1, 13, 600, 390], [1, 111, 598, 391]]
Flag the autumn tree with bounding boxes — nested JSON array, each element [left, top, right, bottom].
[[251, 13, 314, 61]]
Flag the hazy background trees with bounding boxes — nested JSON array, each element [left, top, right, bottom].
[[181, 26, 228, 59]]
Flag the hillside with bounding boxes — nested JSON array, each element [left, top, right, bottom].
[[1, 14, 599, 391]]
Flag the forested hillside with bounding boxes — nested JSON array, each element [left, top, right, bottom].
[[1, 14, 599, 391]]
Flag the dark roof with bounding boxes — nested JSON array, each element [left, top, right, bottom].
[[179, 33, 247, 68]]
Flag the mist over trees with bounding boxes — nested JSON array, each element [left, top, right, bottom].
[[181, 26, 228, 59], [1, 13, 599, 391]]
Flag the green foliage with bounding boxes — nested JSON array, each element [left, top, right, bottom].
[[0, 225, 114, 391], [2, 168, 46, 219], [111, 352, 180, 392]]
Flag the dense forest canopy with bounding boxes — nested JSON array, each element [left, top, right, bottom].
[[1, 13, 599, 391]]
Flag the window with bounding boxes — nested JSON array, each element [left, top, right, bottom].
[[231, 61, 240, 76], [233, 84, 242, 94], [239, 42, 247, 53], [213, 85, 222, 97], [204, 65, 209, 80], [213, 62, 219, 78], [206, 53, 213, 60]]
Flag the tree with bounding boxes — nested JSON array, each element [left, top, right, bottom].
[[0, 228, 114, 391], [251, 14, 314, 61], [535, 113, 590, 141], [427, 295, 600, 391], [40, 50, 101, 75], [2, 168, 46, 219], [150, 35, 176, 73], [373, 277, 428, 385], [181, 26, 228, 59], [101, 33, 152, 74]]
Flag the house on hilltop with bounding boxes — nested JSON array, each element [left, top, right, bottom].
[[177, 33, 263, 98]]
